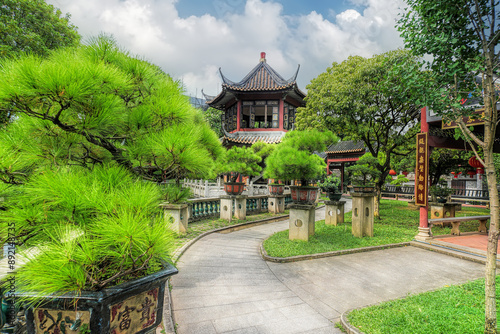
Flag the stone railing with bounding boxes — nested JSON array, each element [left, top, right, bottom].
[[186, 194, 285, 222], [183, 179, 291, 198]]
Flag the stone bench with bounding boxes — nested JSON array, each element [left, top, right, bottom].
[[429, 215, 490, 236]]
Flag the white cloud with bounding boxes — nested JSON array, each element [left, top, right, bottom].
[[47, 0, 405, 96]]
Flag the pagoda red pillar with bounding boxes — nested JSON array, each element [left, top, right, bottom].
[[236, 100, 242, 131]]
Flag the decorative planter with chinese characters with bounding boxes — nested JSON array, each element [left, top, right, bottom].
[[223, 182, 245, 196], [290, 186, 318, 205], [25, 263, 178, 334], [268, 184, 284, 196]]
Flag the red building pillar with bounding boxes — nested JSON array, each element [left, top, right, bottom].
[[236, 100, 242, 131], [416, 106, 431, 241]]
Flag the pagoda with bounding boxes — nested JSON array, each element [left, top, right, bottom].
[[204, 52, 306, 147]]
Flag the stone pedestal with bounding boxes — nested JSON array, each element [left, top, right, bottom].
[[220, 195, 233, 221], [289, 204, 315, 241], [234, 195, 247, 220], [268, 195, 285, 214], [161, 203, 188, 235], [350, 192, 375, 237], [430, 202, 461, 225], [415, 227, 433, 241], [324, 200, 345, 226]]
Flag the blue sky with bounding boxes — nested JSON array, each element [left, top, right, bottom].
[[47, 0, 405, 96]]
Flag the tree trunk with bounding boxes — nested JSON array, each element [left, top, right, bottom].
[[374, 185, 381, 218], [483, 62, 498, 334]]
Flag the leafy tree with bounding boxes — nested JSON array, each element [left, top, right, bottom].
[[0, 0, 80, 57], [398, 1, 500, 331], [203, 107, 224, 137], [296, 50, 421, 217]]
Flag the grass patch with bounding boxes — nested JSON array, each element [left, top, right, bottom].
[[173, 210, 289, 250], [347, 276, 500, 334], [263, 200, 489, 258]]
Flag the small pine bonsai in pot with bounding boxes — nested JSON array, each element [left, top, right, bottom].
[[430, 184, 454, 203], [318, 175, 342, 201], [216, 146, 262, 195], [264, 129, 338, 205], [346, 154, 381, 193]]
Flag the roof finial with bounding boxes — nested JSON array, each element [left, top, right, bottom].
[[260, 52, 266, 63]]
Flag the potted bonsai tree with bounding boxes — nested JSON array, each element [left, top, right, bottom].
[[346, 153, 382, 193], [318, 175, 342, 201], [264, 129, 338, 205], [216, 146, 262, 195], [430, 183, 454, 203], [0, 37, 224, 333]]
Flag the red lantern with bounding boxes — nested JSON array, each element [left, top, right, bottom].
[[402, 171, 409, 177], [451, 171, 461, 178], [389, 169, 397, 176], [468, 156, 484, 169]]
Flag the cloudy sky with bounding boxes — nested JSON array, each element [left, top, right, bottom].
[[46, 0, 406, 97]]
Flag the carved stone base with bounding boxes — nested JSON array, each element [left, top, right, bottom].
[[415, 227, 433, 242]]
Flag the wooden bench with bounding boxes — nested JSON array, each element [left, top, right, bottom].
[[429, 215, 490, 235]]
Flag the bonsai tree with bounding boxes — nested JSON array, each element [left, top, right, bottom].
[[430, 182, 454, 203], [346, 153, 382, 186], [264, 129, 338, 186], [216, 146, 262, 183], [0, 37, 222, 307], [318, 175, 341, 193]]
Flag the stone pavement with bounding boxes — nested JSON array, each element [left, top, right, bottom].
[[170, 200, 486, 334]]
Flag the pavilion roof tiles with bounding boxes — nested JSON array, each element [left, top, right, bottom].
[[222, 131, 286, 145], [326, 141, 365, 154]]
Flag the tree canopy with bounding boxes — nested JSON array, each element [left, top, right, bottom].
[[0, 36, 223, 185], [398, 1, 500, 331], [0, 0, 80, 57], [296, 49, 421, 216]]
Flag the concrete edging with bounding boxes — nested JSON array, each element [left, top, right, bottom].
[[260, 242, 411, 263]]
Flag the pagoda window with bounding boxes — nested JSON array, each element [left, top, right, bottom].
[[242, 100, 279, 129], [284, 103, 296, 130], [226, 104, 237, 132]]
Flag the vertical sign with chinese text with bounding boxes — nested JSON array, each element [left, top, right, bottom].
[[415, 133, 428, 206]]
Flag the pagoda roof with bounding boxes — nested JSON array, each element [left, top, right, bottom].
[[326, 140, 366, 154], [222, 131, 286, 146], [206, 52, 305, 109]]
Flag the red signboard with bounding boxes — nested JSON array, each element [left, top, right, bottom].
[[415, 132, 428, 206]]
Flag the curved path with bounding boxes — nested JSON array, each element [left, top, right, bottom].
[[171, 202, 485, 334]]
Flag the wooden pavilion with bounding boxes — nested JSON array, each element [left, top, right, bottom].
[[204, 52, 306, 148]]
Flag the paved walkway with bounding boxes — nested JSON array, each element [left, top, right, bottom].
[[171, 201, 486, 334]]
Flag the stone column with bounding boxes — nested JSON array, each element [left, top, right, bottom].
[[234, 195, 247, 220], [268, 195, 285, 214], [324, 200, 345, 226], [161, 203, 188, 235], [289, 204, 316, 241], [350, 192, 375, 237], [220, 195, 233, 221]]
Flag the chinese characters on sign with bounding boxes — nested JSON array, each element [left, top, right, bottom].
[[442, 108, 485, 129], [415, 133, 428, 206], [110, 287, 159, 334], [34, 309, 90, 334]]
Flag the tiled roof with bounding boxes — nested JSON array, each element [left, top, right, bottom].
[[326, 140, 365, 154], [223, 131, 286, 145], [219, 61, 299, 92]]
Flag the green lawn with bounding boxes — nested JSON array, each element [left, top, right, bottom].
[[348, 276, 500, 334], [263, 199, 490, 258]]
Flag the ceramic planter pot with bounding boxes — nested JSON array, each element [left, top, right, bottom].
[[25, 263, 178, 334], [268, 184, 284, 196], [290, 186, 318, 205], [327, 191, 342, 202], [224, 182, 245, 196]]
